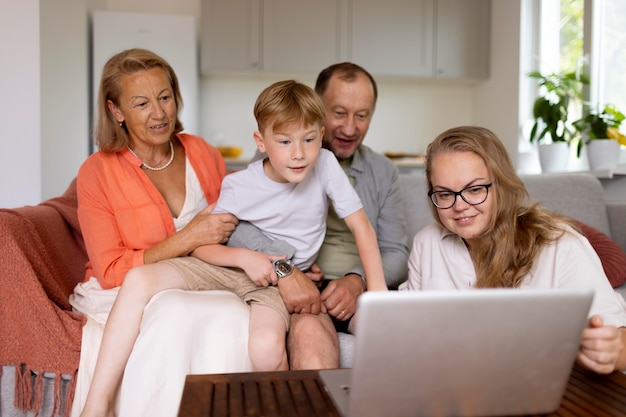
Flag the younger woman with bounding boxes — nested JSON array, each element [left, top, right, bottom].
[[401, 126, 626, 374]]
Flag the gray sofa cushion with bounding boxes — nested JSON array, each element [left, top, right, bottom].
[[521, 173, 612, 237]]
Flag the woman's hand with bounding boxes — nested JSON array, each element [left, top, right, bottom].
[[145, 203, 238, 264], [577, 315, 626, 374], [184, 203, 238, 246]]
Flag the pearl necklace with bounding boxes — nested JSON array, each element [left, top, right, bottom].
[[127, 140, 175, 171]]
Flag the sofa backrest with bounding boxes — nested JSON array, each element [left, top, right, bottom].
[[520, 173, 611, 236], [398, 172, 612, 246], [398, 173, 431, 246]]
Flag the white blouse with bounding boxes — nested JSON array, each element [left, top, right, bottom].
[[400, 223, 626, 328]]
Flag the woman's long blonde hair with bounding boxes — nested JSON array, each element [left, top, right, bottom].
[[425, 126, 577, 288]]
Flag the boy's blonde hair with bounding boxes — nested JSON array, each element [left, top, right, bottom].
[[254, 80, 326, 133]]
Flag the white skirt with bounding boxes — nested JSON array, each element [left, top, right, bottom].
[[69, 278, 252, 417]]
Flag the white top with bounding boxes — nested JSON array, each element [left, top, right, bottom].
[[173, 157, 208, 232], [214, 149, 363, 270], [400, 223, 626, 327]]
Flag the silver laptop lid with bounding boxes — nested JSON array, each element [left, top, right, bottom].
[[342, 289, 593, 417]]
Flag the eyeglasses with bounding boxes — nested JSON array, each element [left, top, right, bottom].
[[428, 183, 493, 209]]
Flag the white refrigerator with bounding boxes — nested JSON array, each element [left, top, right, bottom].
[[91, 11, 199, 140]]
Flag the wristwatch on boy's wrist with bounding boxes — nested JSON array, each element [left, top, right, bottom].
[[273, 259, 294, 279]]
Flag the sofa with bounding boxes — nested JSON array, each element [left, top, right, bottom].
[[2, 172, 626, 416]]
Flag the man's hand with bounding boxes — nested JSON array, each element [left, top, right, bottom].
[[320, 274, 366, 321], [305, 263, 325, 284], [278, 267, 324, 315]]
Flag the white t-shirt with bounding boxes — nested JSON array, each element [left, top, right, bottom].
[[400, 223, 626, 327], [214, 149, 363, 270]]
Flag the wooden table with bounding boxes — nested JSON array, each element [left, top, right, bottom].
[[178, 366, 626, 417]]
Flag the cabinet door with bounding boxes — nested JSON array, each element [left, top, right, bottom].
[[435, 0, 490, 78], [200, 0, 260, 73], [262, 0, 346, 73], [350, 0, 434, 77]]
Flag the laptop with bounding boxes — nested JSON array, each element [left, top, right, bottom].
[[319, 289, 594, 417]]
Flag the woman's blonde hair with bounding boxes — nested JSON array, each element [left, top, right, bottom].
[[94, 48, 184, 152], [425, 126, 578, 288]]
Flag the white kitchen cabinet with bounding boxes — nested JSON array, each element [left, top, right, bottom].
[[350, 0, 489, 78], [201, 0, 346, 74], [435, 0, 490, 78], [262, 0, 347, 73], [200, 0, 490, 79], [200, 0, 260, 72], [350, 0, 435, 77]]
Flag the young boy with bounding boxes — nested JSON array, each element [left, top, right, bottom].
[[178, 80, 387, 371]]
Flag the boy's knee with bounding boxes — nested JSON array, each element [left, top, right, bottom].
[[123, 266, 151, 289], [248, 333, 286, 371]]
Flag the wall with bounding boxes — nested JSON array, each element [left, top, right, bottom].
[[0, 0, 522, 206], [40, 0, 89, 201], [474, 0, 522, 164], [0, 0, 41, 207], [0, 0, 88, 208]]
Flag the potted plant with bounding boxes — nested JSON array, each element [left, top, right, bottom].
[[573, 103, 626, 170], [528, 71, 589, 172]]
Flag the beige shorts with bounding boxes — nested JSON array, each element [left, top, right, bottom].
[[161, 256, 289, 328]]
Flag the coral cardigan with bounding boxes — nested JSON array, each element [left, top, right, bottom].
[[77, 133, 225, 289]]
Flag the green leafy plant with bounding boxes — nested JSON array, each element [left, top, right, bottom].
[[573, 103, 626, 144], [528, 71, 589, 146]]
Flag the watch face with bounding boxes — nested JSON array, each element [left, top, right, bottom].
[[274, 259, 293, 277]]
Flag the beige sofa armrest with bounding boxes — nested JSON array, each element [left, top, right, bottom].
[[607, 202, 626, 253]]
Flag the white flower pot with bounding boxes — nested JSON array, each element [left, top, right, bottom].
[[538, 142, 569, 173], [586, 139, 620, 171]]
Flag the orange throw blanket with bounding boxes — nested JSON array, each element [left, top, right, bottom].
[[0, 179, 87, 417]]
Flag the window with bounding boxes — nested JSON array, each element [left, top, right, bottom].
[[519, 0, 626, 173], [540, 0, 625, 112], [539, 0, 583, 75], [591, 0, 626, 113]]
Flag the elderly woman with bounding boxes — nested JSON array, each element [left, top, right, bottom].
[[71, 48, 249, 417], [401, 126, 626, 374]]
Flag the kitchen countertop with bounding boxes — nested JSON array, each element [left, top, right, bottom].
[[224, 155, 426, 173]]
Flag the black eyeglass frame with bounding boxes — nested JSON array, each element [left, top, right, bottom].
[[428, 183, 493, 209]]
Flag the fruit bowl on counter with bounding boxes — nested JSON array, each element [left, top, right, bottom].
[[384, 151, 425, 174], [217, 146, 244, 159], [384, 151, 425, 161]]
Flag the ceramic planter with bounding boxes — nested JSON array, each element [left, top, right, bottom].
[[587, 139, 620, 170], [538, 142, 569, 173]]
